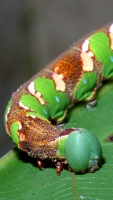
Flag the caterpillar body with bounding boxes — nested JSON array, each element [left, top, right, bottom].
[[5, 22, 113, 174]]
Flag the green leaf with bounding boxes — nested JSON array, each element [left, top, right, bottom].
[[1, 81, 113, 200]]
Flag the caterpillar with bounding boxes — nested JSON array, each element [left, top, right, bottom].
[[5, 22, 113, 175]]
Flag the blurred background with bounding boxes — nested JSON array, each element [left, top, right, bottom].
[[1, 0, 113, 157]]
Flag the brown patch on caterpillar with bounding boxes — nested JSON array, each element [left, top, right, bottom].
[[50, 50, 84, 96], [53, 51, 83, 82], [19, 137, 58, 160], [9, 109, 62, 159]]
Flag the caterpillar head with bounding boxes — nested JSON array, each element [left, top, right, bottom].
[[65, 128, 102, 173]]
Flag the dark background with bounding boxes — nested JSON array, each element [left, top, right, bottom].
[[1, 0, 113, 157]]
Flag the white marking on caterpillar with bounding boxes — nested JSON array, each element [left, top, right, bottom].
[[18, 122, 22, 130], [5, 107, 11, 122], [82, 39, 89, 52], [28, 82, 35, 94], [19, 102, 29, 110], [81, 52, 94, 72], [82, 40, 94, 57], [54, 67, 59, 73], [52, 73, 65, 92], [16, 121, 23, 140], [109, 24, 113, 50], [28, 82, 45, 105], [35, 92, 45, 105], [87, 51, 94, 57], [17, 85, 22, 92], [27, 114, 36, 119], [109, 23, 113, 33], [19, 133, 27, 141]]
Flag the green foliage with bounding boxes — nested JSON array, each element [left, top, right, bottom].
[[1, 81, 113, 200]]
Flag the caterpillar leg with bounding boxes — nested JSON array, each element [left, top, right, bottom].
[[37, 159, 44, 170], [37, 159, 64, 175], [56, 161, 63, 175], [87, 99, 97, 109]]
